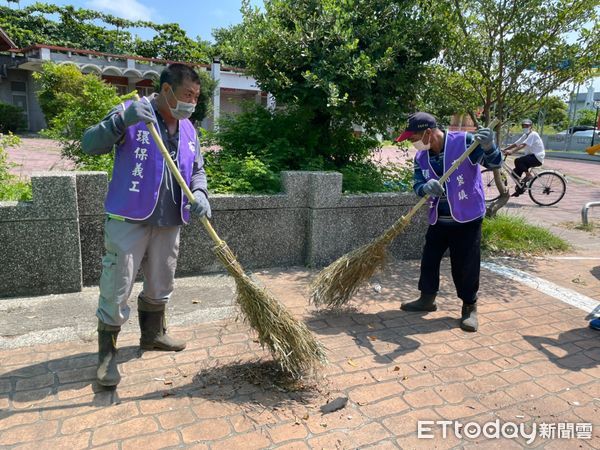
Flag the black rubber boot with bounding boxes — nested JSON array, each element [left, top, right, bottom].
[[138, 298, 186, 351], [401, 293, 437, 312], [97, 321, 121, 387], [460, 303, 478, 332]]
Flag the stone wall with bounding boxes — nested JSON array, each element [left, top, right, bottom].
[[0, 171, 427, 298]]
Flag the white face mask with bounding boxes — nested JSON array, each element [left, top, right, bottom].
[[412, 132, 431, 151], [523, 126, 531, 134], [167, 86, 196, 120]]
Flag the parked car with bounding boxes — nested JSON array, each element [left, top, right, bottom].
[[573, 129, 600, 138], [556, 125, 596, 134]]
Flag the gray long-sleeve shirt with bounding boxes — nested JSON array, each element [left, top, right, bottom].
[[81, 95, 208, 227]]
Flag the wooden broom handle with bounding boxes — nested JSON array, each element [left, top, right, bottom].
[[401, 118, 501, 224], [133, 95, 223, 245]]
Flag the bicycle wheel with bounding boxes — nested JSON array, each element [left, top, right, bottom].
[[528, 171, 566, 206], [481, 169, 507, 202]]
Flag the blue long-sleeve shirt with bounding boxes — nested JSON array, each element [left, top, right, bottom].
[[81, 95, 208, 227], [413, 131, 501, 219]]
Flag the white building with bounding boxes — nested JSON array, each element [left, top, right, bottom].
[[0, 27, 271, 132]]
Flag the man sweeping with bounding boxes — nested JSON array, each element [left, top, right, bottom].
[[82, 63, 211, 386], [395, 112, 501, 332]]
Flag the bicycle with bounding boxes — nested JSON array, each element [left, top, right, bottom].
[[481, 154, 567, 206]]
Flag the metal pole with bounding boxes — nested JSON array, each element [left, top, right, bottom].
[[592, 102, 600, 147], [565, 84, 581, 152]]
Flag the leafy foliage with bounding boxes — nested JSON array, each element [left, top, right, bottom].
[[0, 3, 210, 62], [424, 0, 600, 133], [205, 0, 444, 193], [238, 0, 448, 139], [211, 24, 249, 68], [190, 70, 218, 124], [35, 63, 218, 174], [0, 132, 31, 201], [517, 95, 570, 129], [207, 104, 413, 193], [0, 103, 27, 133], [34, 63, 123, 172], [576, 108, 599, 127]]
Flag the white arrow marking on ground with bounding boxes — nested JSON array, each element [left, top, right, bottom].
[[482, 261, 600, 314]]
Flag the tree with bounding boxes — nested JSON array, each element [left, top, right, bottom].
[[211, 24, 249, 68], [576, 108, 599, 126], [191, 70, 218, 124], [0, 3, 210, 61], [427, 0, 600, 130], [134, 23, 211, 63], [34, 63, 125, 173], [236, 0, 449, 165], [517, 95, 569, 129]]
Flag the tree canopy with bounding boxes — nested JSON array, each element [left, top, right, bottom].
[[0, 2, 211, 62], [423, 0, 600, 128], [235, 0, 450, 161]]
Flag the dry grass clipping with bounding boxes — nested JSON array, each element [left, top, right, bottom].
[[214, 242, 328, 378]]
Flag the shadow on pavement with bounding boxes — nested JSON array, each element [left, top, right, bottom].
[[0, 346, 139, 418], [591, 265, 600, 281], [522, 329, 599, 371], [309, 308, 458, 365]]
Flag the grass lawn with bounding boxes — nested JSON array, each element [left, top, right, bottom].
[[482, 213, 570, 257]]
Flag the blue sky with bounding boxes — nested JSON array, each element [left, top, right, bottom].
[[11, 0, 263, 41]]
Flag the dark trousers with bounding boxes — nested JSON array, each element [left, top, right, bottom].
[[514, 154, 542, 177], [418, 219, 482, 304]]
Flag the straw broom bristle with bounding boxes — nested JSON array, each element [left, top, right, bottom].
[[214, 242, 328, 378], [309, 236, 388, 308], [310, 217, 410, 308]]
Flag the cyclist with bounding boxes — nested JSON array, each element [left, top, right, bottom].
[[502, 119, 545, 196]]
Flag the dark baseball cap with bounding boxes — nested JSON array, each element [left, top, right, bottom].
[[395, 112, 438, 142]]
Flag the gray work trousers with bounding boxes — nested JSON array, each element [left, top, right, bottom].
[[96, 217, 181, 327]]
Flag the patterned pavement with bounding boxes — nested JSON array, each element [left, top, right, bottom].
[[0, 139, 598, 449]]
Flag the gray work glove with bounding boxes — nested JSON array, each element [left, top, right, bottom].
[[122, 100, 155, 128], [474, 127, 495, 153], [422, 179, 445, 197], [189, 191, 211, 219]]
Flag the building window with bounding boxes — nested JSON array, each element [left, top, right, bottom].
[[114, 85, 128, 96], [137, 86, 154, 97], [11, 81, 26, 92], [11, 81, 29, 129]]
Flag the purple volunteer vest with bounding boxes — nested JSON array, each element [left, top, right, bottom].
[[104, 97, 197, 224], [415, 131, 486, 225]]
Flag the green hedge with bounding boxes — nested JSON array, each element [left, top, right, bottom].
[[0, 103, 27, 133]]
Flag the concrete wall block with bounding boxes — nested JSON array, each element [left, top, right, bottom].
[[0, 172, 78, 222], [0, 172, 82, 297], [308, 172, 342, 208], [0, 221, 82, 297], [306, 202, 427, 268], [281, 171, 311, 207], [1, 170, 426, 297], [75, 172, 108, 216], [177, 208, 308, 276]]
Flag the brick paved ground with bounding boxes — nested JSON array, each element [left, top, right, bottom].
[[0, 261, 598, 449], [5, 136, 74, 179], [1, 139, 598, 449]]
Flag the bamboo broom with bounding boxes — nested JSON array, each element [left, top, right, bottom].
[[135, 95, 327, 377], [310, 119, 500, 308]]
